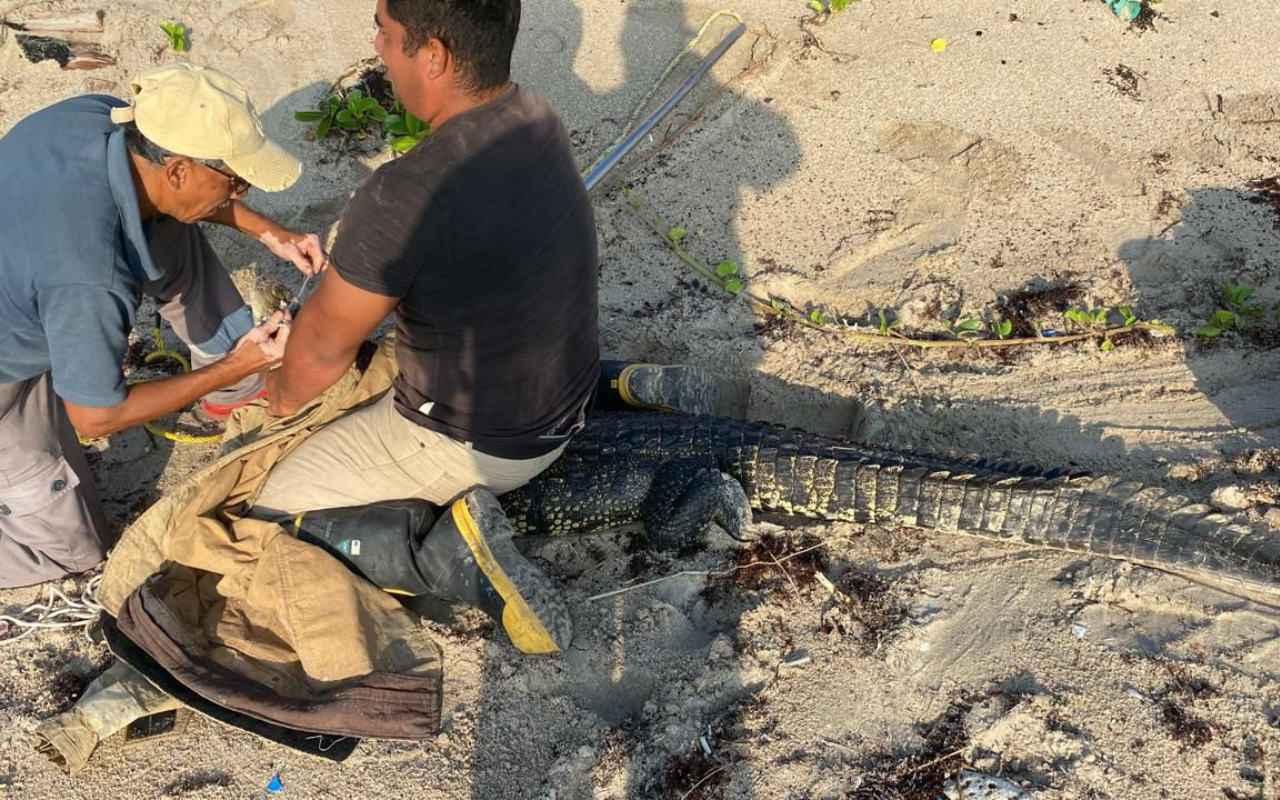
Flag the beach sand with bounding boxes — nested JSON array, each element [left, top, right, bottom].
[[2, 1, 1279, 797]]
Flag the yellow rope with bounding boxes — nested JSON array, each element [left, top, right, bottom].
[[79, 319, 222, 446], [139, 321, 221, 444]]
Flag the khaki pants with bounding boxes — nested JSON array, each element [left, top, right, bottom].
[[253, 390, 566, 516], [0, 218, 252, 588], [0, 373, 109, 587]]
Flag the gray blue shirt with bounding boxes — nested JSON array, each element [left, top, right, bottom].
[[0, 95, 164, 407]]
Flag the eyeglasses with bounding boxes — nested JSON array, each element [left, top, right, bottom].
[[207, 164, 251, 198]]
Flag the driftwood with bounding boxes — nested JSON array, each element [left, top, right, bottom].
[[3, 9, 103, 33], [16, 34, 114, 70]]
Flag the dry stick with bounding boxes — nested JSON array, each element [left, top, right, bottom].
[[908, 747, 969, 775], [624, 190, 1172, 349], [768, 548, 799, 592], [587, 538, 847, 602], [679, 764, 729, 800]]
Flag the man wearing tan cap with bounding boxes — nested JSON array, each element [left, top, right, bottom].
[[0, 63, 321, 588]]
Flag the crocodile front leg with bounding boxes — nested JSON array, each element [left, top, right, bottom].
[[641, 458, 752, 550]]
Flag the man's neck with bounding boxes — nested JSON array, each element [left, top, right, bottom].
[[428, 81, 512, 129], [127, 151, 162, 219]]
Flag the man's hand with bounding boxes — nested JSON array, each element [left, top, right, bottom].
[[62, 311, 292, 439], [224, 310, 291, 374], [259, 227, 328, 276], [267, 267, 398, 418], [201, 202, 328, 276]]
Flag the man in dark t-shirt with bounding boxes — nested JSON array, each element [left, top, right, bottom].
[[257, 0, 594, 655]]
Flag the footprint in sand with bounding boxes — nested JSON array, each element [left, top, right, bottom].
[[821, 121, 1024, 290]]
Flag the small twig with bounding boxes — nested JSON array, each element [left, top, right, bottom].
[[768, 548, 799, 592], [907, 747, 968, 775], [587, 570, 711, 602], [587, 537, 851, 602], [679, 764, 728, 800]]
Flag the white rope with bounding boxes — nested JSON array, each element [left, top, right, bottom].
[[0, 573, 102, 646]]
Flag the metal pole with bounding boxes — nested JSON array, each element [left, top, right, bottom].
[[582, 21, 747, 193]]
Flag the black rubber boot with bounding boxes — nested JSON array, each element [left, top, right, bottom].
[[596, 360, 720, 416], [413, 489, 573, 655], [288, 493, 573, 655], [287, 500, 438, 597]]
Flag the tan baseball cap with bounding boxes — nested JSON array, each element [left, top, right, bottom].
[[110, 63, 301, 192]]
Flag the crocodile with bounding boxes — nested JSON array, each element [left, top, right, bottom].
[[500, 411, 1280, 602]]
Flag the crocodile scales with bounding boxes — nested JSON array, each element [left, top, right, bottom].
[[500, 412, 1280, 601]]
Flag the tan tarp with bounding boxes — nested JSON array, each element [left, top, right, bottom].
[[95, 339, 442, 726]]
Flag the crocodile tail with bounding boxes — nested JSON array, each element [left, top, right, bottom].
[[887, 468, 1280, 601], [740, 448, 1280, 601]]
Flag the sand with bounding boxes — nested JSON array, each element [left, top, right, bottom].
[[2, 0, 1280, 798]]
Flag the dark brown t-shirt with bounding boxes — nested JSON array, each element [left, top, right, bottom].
[[330, 84, 599, 458]]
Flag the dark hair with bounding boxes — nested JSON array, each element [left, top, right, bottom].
[[121, 121, 225, 169], [384, 0, 520, 93]]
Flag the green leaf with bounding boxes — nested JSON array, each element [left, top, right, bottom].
[[808, 0, 824, 12], [159, 20, 186, 52], [336, 117, 362, 131], [992, 319, 1012, 338], [724, 279, 744, 294], [1195, 325, 1223, 338], [1065, 309, 1089, 326], [715, 260, 739, 278], [347, 88, 364, 104], [294, 111, 325, 121], [1209, 309, 1238, 329], [367, 104, 389, 123], [1119, 305, 1137, 326], [956, 318, 983, 333], [667, 226, 687, 243], [1225, 283, 1254, 306], [391, 136, 419, 153], [1099, 339, 1115, 352], [316, 115, 333, 139], [335, 108, 355, 124]]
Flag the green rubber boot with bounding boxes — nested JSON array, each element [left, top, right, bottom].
[[598, 360, 720, 416]]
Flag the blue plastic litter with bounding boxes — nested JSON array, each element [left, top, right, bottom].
[[1110, 0, 1143, 20], [267, 774, 283, 793]]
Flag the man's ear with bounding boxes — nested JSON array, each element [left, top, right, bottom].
[[163, 156, 190, 190], [420, 37, 450, 81]]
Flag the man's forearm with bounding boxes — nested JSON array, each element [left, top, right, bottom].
[[67, 359, 252, 439], [268, 322, 359, 416], [202, 200, 276, 240]]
